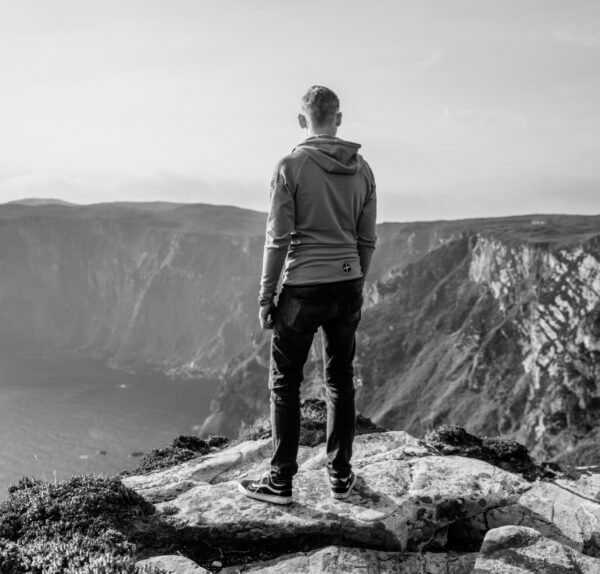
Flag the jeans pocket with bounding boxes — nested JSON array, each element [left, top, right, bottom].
[[277, 292, 319, 333]]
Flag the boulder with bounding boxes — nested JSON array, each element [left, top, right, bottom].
[[473, 525, 600, 573], [479, 478, 600, 554], [136, 554, 209, 573]]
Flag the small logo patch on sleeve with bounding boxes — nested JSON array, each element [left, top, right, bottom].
[[343, 263, 352, 273]]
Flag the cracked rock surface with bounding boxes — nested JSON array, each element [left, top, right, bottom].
[[220, 546, 477, 573], [473, 525, 600, 573]]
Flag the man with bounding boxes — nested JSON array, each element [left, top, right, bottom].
[[238, 85, 377, 505]]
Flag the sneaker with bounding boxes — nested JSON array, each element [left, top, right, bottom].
[[238, 473, 293, 505], [329, 470, 357, 499]]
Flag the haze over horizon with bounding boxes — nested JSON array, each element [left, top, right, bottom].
[[2, 0, 599, 221]]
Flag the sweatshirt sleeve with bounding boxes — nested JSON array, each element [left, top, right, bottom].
[[356, 163, 377, 279], [259, 164, 295, 304]]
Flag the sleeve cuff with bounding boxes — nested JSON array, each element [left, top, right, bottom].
[[258, 294, 275, 306]]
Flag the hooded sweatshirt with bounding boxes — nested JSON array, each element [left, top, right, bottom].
[[259, 135, 377, 303]]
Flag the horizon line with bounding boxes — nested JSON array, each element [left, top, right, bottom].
[[1, 197, 599, 227]]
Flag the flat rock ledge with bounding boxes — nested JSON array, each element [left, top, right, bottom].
[[124, 431, 600, 572]]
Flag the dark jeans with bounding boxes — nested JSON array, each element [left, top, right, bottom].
[[269, 277, 363, 481]]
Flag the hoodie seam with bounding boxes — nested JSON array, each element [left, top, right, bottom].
[[290, 153, 311, 196]]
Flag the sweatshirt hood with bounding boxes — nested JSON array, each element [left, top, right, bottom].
[[293, 136, 361, 175]]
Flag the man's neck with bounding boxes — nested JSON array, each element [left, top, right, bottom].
[[306, 126, 338, 138]]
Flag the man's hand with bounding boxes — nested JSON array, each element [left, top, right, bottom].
[[259, 303, 276, 330]]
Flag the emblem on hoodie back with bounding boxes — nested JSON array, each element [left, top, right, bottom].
[[343, 263, 352, 273]]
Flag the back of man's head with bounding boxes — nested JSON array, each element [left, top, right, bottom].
[[301, 86, 340, 128]]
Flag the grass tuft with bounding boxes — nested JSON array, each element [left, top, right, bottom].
[[426, 424, 544, 480], [121, 435, 230, 476]]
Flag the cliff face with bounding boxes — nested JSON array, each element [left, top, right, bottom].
[[356, 226, 600, 461], [0, 203, 265, 375], [2, 202, 599, 461], [467, 234, 600, 461], [202, 215, 600, 462]]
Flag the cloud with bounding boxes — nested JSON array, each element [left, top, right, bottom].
[[554, 30, 600, 48]]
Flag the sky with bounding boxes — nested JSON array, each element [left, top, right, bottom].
[[1, 0, 599, 221]]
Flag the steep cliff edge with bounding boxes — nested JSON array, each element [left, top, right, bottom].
[[468, 233, 600, 462], [358, 222, 600, 463]]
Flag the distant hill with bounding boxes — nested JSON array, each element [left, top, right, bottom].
[[5, 197, 79, 206], [0, 200, 267, 236], [0, 201, 598, 461]]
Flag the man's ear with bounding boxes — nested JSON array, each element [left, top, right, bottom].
[[336, 112, 342, 127], [298, 113, 308, 129]]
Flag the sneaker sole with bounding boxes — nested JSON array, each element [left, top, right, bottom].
[[238, 482, 293, 505], [331, 473, 357, 500]]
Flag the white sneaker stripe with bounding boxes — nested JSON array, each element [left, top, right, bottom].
[[251, 482, 288, 494]]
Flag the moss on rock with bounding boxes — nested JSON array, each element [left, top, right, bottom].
[[122, 435, 230, 476], [426, 424, 544, 480]]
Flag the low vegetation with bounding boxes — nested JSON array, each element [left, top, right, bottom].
[[0, 475, 161, 574], [121, 435, 229, 476], [425, 424, 581, 481]]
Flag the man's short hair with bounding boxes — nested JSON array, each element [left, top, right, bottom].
[[301, 85, 340, 126]]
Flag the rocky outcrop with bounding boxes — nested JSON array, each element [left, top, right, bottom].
[[123, 428, 600, 572], [473, 525, 600, 573]]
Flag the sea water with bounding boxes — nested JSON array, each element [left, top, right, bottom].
[[0, 350, 220, 498]]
